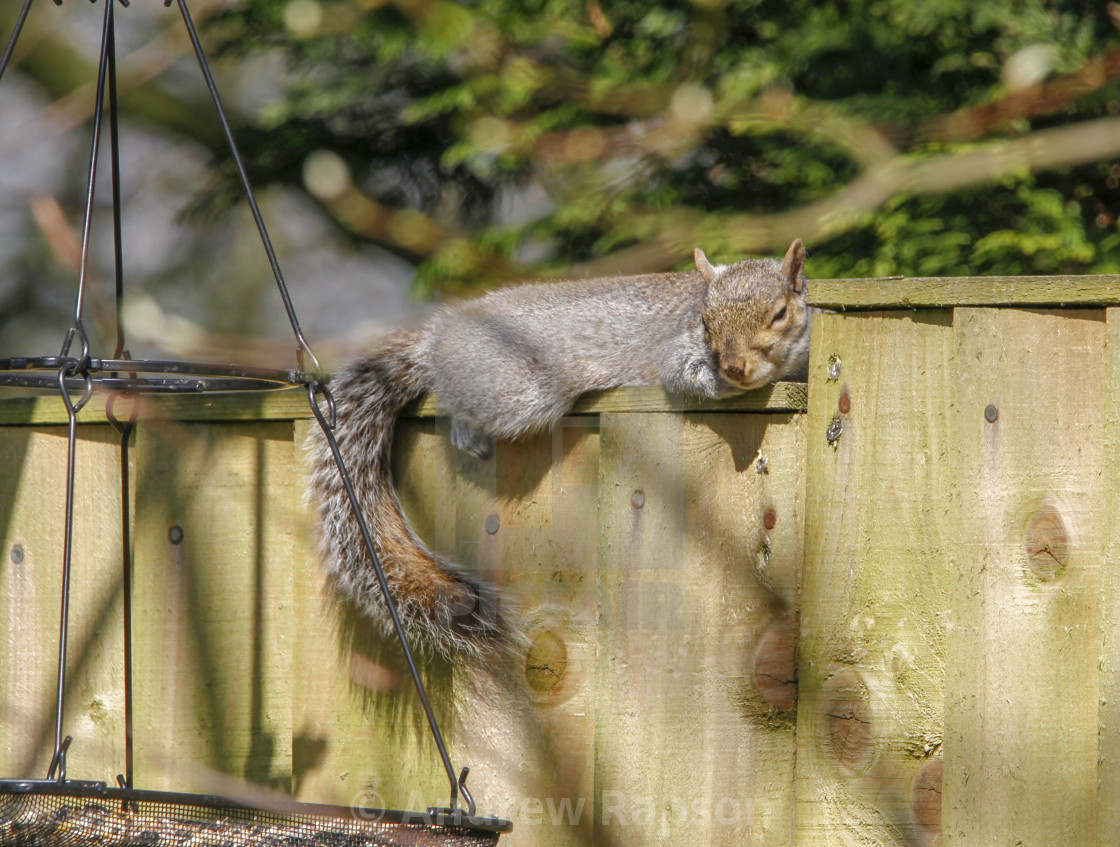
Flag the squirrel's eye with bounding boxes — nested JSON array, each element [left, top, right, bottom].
[[770, 304, 788, 326]]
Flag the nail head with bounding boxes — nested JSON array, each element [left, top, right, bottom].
[[827, 355, 842, 380], [826, 417, 843, 445], [485, 514, 500, 535], [10, 545, 24, 564], [631, 490, 645, 510], [168, 525, 184, 545], [984, 404, 999, 423]]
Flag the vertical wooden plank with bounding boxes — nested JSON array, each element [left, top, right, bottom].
[[684, 410, 805, 847], [132, 420, 293, 793], [594, 408, 683, 844], [1103, 307, 1120, 846], [458, 419, 602, 846], [796, 311, 954, 847], [288, 416, 342, 804], [595, 407, 803, 845], [944, 309, 1104, 846], [0, 424, 127, 783], [290, 415, 457, 813]]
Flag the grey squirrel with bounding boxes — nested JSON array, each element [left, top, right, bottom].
[[308, 239, 810, 660]]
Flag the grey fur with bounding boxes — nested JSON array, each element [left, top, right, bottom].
[[308, 241, 811, 660]]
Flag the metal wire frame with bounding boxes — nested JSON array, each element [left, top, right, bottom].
[[0, 0, 505, 832]]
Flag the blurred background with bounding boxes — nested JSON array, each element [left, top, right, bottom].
[[1, 0, 1118, 371]]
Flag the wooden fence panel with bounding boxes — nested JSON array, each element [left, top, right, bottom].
[[594, 408, 803, 846], [943, 309, 1105, 846], [132, 420, 295, 794], [470, 420, 601, 847], [289, 415, 452, 813], [0, 424, 126, 784], [5, 290, 1117, 847], [796, 311, 954, 847], [1102, 308, 1120, 847]]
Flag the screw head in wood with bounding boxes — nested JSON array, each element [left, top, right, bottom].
[[827, 354, 842, 380]]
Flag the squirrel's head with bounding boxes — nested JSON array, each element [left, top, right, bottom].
[[697, 239, 809, 390]]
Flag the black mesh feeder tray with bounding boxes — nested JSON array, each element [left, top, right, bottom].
[[0, 2, 511, 845]]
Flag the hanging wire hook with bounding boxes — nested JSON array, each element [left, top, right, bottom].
[[59, 323, 93, 376], [308, 380, 338, 430], [43, 0, 114, 783], [46, 736, 72, 783], [458, 768, 477, 818], [307, 380, 463, 815], [50, 361, 92, 781], [58, 360, 95, 416]]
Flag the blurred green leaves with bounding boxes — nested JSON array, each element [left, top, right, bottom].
[[205, 0, 1120, 290]]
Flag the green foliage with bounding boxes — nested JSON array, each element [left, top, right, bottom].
[[206, 0, 1120, 290]]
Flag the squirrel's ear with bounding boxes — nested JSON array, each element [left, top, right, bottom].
[[781, 238, 807, 293], [694, 247, 719, 284]]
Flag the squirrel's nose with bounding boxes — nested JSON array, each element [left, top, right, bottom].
[[722, 359, 747, 382]]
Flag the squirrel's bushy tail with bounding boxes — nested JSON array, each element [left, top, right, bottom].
[[308, 330, 508, 660]]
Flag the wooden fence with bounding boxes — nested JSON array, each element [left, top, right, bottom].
[[2, 276, 1120, 846]]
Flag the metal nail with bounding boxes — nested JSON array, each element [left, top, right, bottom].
[[827, 355, 842, 380]]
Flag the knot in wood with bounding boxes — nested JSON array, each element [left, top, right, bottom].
[[525, 631, 568, 694], [820, 670, 874, 773], [911, 757, 943, 841], [1024, 501, 1069, 581], [752, 621, 798, 710]]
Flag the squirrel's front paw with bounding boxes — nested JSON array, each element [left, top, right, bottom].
[[681, 359, 727, 399], [451, 418, 495, 461]]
